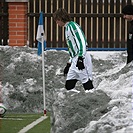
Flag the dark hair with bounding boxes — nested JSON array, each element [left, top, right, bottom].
[[122, 5, 133, 15], [53, 8, 72, 23]]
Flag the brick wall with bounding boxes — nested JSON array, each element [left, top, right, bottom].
[[7, 1, 28, 46]]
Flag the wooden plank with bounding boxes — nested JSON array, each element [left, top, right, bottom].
[[75, 0, 80, 24], [121, 0, 126, 48], [103, 0, 109, 48], [126, 0, 132, 48], [81, 0, 86, 34], [58, 0, 63, 8], [58, 0, 63, 47], [2, 1, 8, 45], [29, 0, 34, 47], [70, 0, 74, 13], [110, 0, 115, 48], [0, 2, 2, 45], [92, 0, 97, 48], [47, 0, 52, 46], [115, 0, 120, 48], [27, 13, 122, 18], [97, 0, 103, 48], [41, 0, 45, 12], [63, 0, 69, 47], [87, 0, 91, 48], [64, 0, 68, 11], [52, 0, 57, 47], [35, 0, 40, 47]]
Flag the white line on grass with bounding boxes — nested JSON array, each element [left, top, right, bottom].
[[0, 118, 23, 120], [18, 116, 48, 133]]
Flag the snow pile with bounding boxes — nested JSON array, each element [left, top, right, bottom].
[[73, 52, 133, 133], [0, 46, 132, 133]]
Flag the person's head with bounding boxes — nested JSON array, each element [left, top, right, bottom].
[[122, 5, 133, 21], [53, 8, 72, 27]]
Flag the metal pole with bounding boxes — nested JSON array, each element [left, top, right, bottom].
[[41, 33, 46, 116]]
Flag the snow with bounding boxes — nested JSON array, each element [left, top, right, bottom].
[[0, 46, 133, 133], [90, 51, 122, 59], [87, 51, 133, 133]]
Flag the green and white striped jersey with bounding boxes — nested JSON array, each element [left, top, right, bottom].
[[65, 21, 87, 58]]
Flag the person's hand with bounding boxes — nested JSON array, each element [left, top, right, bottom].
[[64, 63, 71, 76], [76, 56, 85, 70]]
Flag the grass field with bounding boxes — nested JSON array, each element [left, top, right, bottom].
[[0, 112, 51, 133]]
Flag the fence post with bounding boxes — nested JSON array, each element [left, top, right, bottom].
[[5, 0, 29, 46]]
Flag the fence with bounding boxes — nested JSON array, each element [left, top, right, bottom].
[[27, 0, 133, 49], [0, 0, 8, 45], [1, 0, 133, 49]]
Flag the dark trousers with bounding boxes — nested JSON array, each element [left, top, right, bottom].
[[65, 79, 94, 90], [127, 43, 133, 64]]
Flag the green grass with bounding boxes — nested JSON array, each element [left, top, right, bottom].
[[0, 113, 51, 133]]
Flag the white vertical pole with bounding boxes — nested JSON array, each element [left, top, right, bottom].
[[41, 33, 46, 116]]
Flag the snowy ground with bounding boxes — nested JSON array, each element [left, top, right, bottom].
[[0, 46, 133, 133], [81, 51, 133, 133]]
